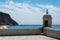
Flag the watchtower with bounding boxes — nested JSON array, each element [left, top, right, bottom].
[[43, 9, 52, 27]]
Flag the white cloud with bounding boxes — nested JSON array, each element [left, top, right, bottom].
[[0, 1, 60, 25], [0, 1, 43, 25]]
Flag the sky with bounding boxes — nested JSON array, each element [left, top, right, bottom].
[[0, 0, 60, 25]]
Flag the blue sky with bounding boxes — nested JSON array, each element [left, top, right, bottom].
[[17, 0, 60, 6], [0, 0, 60, 6], [0, 0, 60, 25]]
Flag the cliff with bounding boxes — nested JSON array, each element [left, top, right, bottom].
[[0, 12, 18, 25]]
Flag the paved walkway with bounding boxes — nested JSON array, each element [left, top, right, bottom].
[[0, 35, 58, 40]]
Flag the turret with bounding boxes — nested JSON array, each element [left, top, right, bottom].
[[43, 9, 52, 27]]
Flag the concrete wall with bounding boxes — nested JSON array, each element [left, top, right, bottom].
[[43, 27, 60, 39], [0, 27, 60, 39], [0, 28, 41, 36]]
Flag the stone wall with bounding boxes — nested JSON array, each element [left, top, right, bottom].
[[43, 27, 60, 39], [0, 28, 41, 36], [0, 27, 60, 39]]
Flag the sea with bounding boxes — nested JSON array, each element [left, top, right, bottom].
[[7, 25, 60, 30]]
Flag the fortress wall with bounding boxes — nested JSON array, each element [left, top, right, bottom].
[[0, 28, 41, 35], [43, 27, 60, 39], [0, 27, 60, 39]]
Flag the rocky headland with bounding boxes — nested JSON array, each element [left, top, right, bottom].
[[0, 12, 18, 25]]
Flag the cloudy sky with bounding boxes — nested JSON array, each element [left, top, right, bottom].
[[0, 0, 60, 25]]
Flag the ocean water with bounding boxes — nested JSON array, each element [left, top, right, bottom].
[[52, 25, 60, 30], [7, 25, 60, 30], [7, 25, 42, 29]]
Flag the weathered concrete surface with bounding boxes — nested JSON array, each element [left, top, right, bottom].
[[43, 27, 60, 39], [0, 28, 41, 35], [0, 35, 57, 40]]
